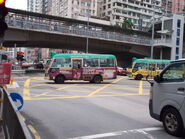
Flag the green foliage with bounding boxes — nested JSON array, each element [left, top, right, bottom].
[[122, 18, 134, 30], [183, 6, 185, 12]]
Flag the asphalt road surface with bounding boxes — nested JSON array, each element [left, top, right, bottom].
[[8, 74, 185, 139]]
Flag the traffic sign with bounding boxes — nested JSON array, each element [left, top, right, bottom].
[[10, 93, 24, 111]]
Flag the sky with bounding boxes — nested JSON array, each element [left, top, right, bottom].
[[6, 0, 27, 10]]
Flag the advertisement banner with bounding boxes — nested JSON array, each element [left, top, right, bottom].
[[0, 63, 12, 84]]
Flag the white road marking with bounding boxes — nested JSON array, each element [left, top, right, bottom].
[[69, 127, 163, 139]]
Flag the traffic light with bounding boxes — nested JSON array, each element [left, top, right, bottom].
[[0, 0, 8, 37], [16, 52, 24, 61]]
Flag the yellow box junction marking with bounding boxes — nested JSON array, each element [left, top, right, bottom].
[[34, 84, 77, 97], [24, 76, 149, 101], [139, 80, 143, 95], [88, 77, 124, 97], [23, 79, 31, 100]]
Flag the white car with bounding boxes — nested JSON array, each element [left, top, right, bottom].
[[149, 59, 185, 137]]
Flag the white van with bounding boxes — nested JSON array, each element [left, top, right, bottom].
[[149, 59, 185, 136]]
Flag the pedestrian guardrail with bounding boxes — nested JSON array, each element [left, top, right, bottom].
[[12, 70, 26, 74], [0, 86, 32, 139], [6, 12, 152, 46]]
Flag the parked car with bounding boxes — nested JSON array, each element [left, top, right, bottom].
[[117, 67, 129, 76]]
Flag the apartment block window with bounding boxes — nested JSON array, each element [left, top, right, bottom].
[[117, 2, 121, 6], [108, 4, 111, 8], [103, 6, 106, 10], [177, 29, 180, 37], [87, 3, 91, 7], [116, 16, 120, 19], [176, 38, 180, 46], [176, 47, 179, 55], [133, 19, 137, 24], [177, 19, 181, 28], [156, 1, 160, 5], [176, 56, 179, 60], [116, 9, 121, 13], [81, 2, 85, 6]]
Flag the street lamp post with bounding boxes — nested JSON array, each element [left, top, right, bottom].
[[151, 0, 155, 59], [86, 1, 90, 53], [165, 0, 168, 15]]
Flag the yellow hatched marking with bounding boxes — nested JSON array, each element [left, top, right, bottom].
[[56, 84, 77, 91], [66, 89, 89, 93], [88, 77, 124, 96], [24, 92, 150, 101], [27, 125, 41, 139], [34, 84, 77, 97], [23, 79, 31, 100], [139, 80, 143, 95], [30, 84, 50, 88], [42, 94, 73, 97]]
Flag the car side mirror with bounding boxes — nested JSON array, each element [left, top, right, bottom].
[[154, 75, 161, 83]]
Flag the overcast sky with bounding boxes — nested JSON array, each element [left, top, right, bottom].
[[6, 0, 27, 10]]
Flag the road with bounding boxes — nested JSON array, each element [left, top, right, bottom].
[[8, 74, 184, 139]]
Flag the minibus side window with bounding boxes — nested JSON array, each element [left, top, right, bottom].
[[161, 63, 185, 82]]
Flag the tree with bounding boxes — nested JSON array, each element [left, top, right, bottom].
[[122, 18, 134, 30], [183, 6, 185, 12]]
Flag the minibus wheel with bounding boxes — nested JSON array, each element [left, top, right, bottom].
[[92, 75, 102, 83], [55, 75, 65, 84], [135, 74, 142, 80], [162, 107, 183, 136]]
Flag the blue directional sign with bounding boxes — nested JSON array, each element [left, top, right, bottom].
[[10, 93, 24, 111]]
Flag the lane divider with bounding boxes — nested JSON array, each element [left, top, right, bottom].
[[69, 127, 162, 139], [24, 93, 150, 101]]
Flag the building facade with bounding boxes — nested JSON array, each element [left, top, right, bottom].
[[172, 0, 185, 14], [50, 0, 98, 19], [27, 0, 51, 14], [99, 0, 164, 30], [153, 14, 184, 60], [161, 0, 172, 14]]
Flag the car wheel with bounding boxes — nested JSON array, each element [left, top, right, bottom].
[[55, 75, 65, 84], [92, 75, 102, 83], [162, 107, 183, 137], [135, 74, 143, 80]]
